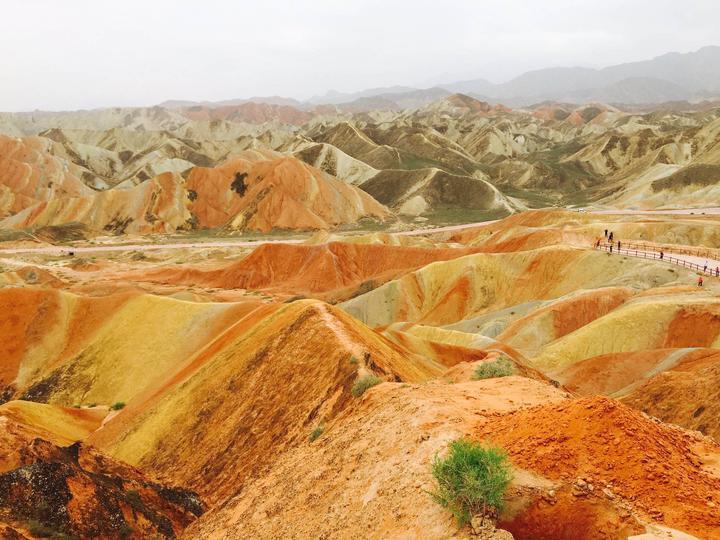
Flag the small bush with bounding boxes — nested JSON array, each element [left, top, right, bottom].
[[349, 355, 359, 365], [309, 425, 324, 442], [430, 439, 512, 528], [473, 357, 515, 380], [351, 374, 382, 397], [25, 520, 57, 538], [110, 402, 126, 411]]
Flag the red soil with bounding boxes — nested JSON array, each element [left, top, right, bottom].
[[477, 397, 720, 539]]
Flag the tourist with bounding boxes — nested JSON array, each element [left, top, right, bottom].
[[618, 240, 621, 250], [609, 232, 614, 242], [716, 267, 719, 277], [660, 251, 664, 260], [704, 261, 708, 272], [698, 276, 704, 287], [604, 229, 608, 238]]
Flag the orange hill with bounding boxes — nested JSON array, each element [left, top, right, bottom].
[[0, 146, 390, 234], [135, 241, 477, 299], [186, 150, 390, 232]]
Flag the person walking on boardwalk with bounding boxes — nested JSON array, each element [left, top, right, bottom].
[[609, 231, 614, 242], [660, 250, 664, 260], [604, 229, 608, 238], [618, 240, 621, 250], [704, 261, 708, 273]]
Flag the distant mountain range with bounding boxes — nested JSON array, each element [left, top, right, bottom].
[[161, 46, 720, 111]]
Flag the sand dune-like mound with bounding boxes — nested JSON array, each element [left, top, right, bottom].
[[139, 241, 477, 298], [186, 153, 390, 231], [89, 300, 442, 504], [0, 404, 203, 538], [0, 135, 94, 216], [0, 287, 260, 406], [497, 287, 633, 356], [310, 122, 402, 170], [2, 171, 194, 234], [533, 295, 720, 373], [341, 247, 690, 327], [292, 141, 380, 185]]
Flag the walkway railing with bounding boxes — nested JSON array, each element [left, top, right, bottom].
[[595, 242, 720, 277], [606, 240, 720, 261]]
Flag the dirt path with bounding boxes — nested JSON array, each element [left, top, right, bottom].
[[0, 238, 305, 255], [1, 207, 717, 256]]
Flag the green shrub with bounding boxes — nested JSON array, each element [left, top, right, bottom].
[[473, 357, 515, 380], [351, 374, 382, 397], [309, 425, 324, 442], [430, 439, 511, 527], [110, 402, 126, 411], [25, 520, 57, 538], [349, 355, 359, 365]]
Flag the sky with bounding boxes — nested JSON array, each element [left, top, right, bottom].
[[1, 0, 719, 111]]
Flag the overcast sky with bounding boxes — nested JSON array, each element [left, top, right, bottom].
[[1, 0, 718, 111]]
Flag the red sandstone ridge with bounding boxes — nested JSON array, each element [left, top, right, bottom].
[[135, 241, 478, 299]]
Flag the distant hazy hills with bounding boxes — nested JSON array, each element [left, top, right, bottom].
[[444, 46, 720, 105], [162, 46, 720, 110]]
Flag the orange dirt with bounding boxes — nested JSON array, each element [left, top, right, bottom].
[[187, 154, 389, 232], [662, 304, 720, 347], [621, 349, 720, 440], [476, 397, 720, 539], [135, 241, 477, 297]]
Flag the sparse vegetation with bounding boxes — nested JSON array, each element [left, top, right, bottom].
[[125, 489, 142, 507], [473, 356, 515, 380], [309, 424, 324, 442], [430, 439, 512, 528], [349, 355, 359, 365], [351, 374, 382, 397], [25, 520, 62, 538], [111, 401, 126, 411]]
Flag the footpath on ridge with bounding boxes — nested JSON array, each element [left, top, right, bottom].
[[596, 241, 720, 278]]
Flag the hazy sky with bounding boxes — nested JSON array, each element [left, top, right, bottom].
[[1, 0, 718, 111]]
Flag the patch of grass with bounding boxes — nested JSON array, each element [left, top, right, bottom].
[[430, 439, 512, 528], [351, 374, 382, 397], [349, 355, 359, 365], [309, 425, 324, 442], [473, 357, 515, 380], [110, 402, 126, 411]]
